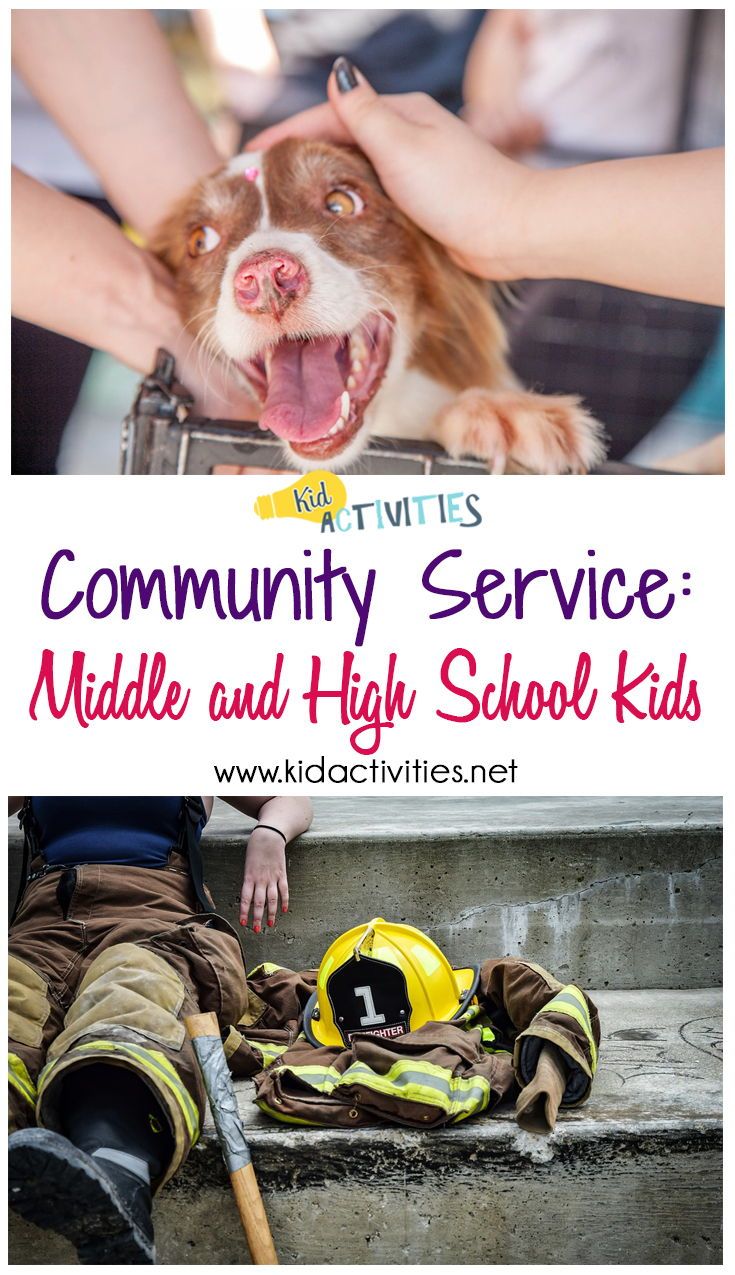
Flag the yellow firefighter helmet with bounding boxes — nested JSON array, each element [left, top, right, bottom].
[[303, 917, 480, 1048]]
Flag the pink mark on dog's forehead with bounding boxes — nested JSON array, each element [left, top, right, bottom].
[[244, 167, 260, 183]]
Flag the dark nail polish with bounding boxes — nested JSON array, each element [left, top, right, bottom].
[[333, 56, 358, 93]]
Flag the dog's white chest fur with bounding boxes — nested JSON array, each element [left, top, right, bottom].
[[365, 368, 455, 443]]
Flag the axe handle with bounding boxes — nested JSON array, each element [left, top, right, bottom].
[[186, 1011, 278, 1264], [231, 1162, 279, 1264]]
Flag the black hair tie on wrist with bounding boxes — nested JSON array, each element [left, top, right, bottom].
[[254, 824, 288, 844]]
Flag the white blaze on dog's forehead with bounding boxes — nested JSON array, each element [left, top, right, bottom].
[[227, 151, 269, 229]]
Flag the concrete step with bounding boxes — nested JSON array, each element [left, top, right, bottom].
[[7, 797, 722, 990], [10, 987, 722, 1265]]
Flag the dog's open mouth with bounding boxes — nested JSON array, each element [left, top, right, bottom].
[[241, 312, 393, 460]]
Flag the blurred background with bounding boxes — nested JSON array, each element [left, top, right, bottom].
[[11, 8, 725, 475]]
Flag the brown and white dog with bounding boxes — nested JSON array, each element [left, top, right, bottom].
[[154, 139, 605, 473]]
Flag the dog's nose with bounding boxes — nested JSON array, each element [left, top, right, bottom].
[[233, 250, 308, 315]]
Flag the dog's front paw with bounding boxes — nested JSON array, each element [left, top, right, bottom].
[[436, 389, 607, 474], [437, 389, 515, 474]]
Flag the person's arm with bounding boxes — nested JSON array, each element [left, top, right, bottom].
[[252, 63, 724, 305], [523, 148, 723, 305], [11, 169, 258, 419], [12, 169, 181, 372], [462, 10, 544, 154], [219, 797, 313, 933], [11, 9, 220, 238]]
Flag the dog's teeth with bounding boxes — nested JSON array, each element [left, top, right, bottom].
[[347, 375, 356, 390], [351, 334, 367, 362], [352, 359, 363, 374], [341, 391, 350, 418]]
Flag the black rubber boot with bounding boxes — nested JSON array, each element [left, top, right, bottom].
[[62, 1064, 174, 1183], [9, 1064, 176, 1265], [8, 1126, 155, 1264]]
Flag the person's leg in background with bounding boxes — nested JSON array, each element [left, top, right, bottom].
[[627, 321, 725, 471], [507, 281, 723, 461], [11, 320, 95, 474]]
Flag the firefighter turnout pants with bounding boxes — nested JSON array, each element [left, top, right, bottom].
[[8, 856, 248, 1188]]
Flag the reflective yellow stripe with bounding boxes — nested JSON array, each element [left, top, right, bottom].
[[8, 1053, 36, 1109], [557, 984, 593, 1028], [40, 1041, 200, 1144], [457, 1004, 482, 1026], [247, 962, 283, 978], [271, 1062, 343, 1094], [342, 1059, 491, 1122], [537, 1005, 595, 1057], [482, 1043, 512, 1057], [270, 1055, 490, 1121], [539, 986, 597, 1071], [97, 1043, 200, 1144], [241, 1039, 289, 1067], [345, 1063, 489, 1121], [254, 1100, 322, 1126], [481, 1026, 506, 1050]]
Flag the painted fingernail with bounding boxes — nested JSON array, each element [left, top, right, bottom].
[[282, 906, 288, 914], [267, 919, 274, 928], [241, 921, 247, 928], [254, 924, 261, 934], [333, 56, 358, 93]]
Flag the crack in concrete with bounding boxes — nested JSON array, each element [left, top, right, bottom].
[[433, 856, 721, 930]]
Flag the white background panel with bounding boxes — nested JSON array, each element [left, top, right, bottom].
[[5, 473, 725, 795]]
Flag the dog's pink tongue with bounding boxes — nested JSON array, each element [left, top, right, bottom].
[[260, 336, 344, 441]]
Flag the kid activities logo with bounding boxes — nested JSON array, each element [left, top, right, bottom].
[[253, 471, 482, 533]]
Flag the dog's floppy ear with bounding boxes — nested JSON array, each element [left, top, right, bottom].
[[408, 227, 510, 393], [149, 194, 191, 273]]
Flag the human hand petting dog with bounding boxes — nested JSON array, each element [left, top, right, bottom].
[[11, 170, 258, 424], [253, 59, 723, 306], [253, 61, 532, 284]]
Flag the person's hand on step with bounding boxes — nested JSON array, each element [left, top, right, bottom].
[[240, 826, 289, 934]]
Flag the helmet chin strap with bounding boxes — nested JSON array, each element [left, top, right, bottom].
[[452, 965, 482, 1019]]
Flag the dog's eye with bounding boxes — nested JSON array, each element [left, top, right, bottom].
[[324, 187, 364, 217], [187, 225, 221, 257]]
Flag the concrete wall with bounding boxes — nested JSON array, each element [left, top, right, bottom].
[[8, 797, 722, 989]]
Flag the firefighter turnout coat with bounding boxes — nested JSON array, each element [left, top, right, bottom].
[[225, 958, 600, 1128]]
